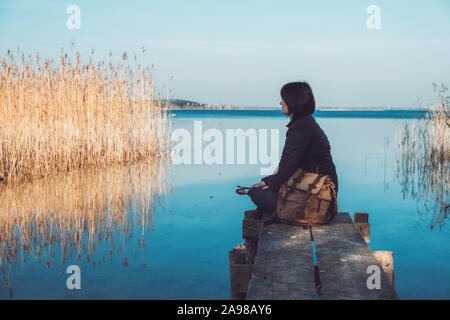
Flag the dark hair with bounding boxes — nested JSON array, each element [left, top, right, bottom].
[[280, 82, 315, 118]]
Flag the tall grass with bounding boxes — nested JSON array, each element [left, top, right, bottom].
[[396, 83, 449, 229], [0, 45, 172, 186]]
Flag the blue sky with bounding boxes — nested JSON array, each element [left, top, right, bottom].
[[0, 0, 449, 107]]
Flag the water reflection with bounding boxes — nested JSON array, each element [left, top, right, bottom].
[[0, 160, 170, 290], [1, 111, 448, 299]]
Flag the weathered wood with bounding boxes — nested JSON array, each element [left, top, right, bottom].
[[354, 212, 370, 243], [242, 217, 261, 239], [244, 239, 258, 265], [244, 209, 269, 264], [246, 212, 398, 300], [313, 213, 397, 299], [246, 221, 316, 299], [354, 212, 369, 223], [229, 248, 253, 300], [373, 251, 394, 288], [229, 246, 247, 264], [244, 209, 260, 219]]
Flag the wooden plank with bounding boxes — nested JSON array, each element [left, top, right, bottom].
[[354, 212, 370, 243], [246, 219, 316, 300], [242, 210, 263, 263], [354, 212, 369, 223], [229, 248, 247, 264], [242, 218, 261, 239], [313, 213, 397, 299], [229, 248, 253, 300], [246, 212, 398, 300], [244, 209, 260, 219], [244, 238, 258, 265]]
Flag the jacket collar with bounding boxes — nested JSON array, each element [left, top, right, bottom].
[[286, 114, 311, 127], [286, 115, 298, 127]]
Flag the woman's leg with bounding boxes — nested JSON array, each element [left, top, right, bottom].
[[247, 187, 278, 214]]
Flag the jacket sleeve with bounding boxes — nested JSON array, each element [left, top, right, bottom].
[[266, 124, 313, 192], [260, 165, 279, 184]]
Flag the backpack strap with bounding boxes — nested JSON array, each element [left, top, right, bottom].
[[279, 170, 306, 206], [286, 170, 306, 191], [295, 174, 323, 219], [325, 182, 338, 224]]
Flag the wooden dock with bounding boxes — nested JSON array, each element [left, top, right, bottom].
[[229, 210, 398, 300]]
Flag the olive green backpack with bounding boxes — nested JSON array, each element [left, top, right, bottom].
[[274, 168, 338, 227]]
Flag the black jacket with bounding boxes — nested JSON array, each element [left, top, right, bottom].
[[262, 114, 338, 194]]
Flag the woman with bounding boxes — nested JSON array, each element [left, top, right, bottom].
[[247, 82, 338, 215]]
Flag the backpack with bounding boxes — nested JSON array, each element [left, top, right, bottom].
[[273, 168, 338, 227]]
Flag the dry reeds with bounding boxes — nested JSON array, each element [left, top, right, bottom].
[[0, 46, 174, 292], [396, 83, 449, 229], [0, 45, 172, 186]]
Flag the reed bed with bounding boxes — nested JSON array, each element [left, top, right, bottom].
[[396, 83, 449, 229], [0, 47, 174, 294], [0, 45, 172, 186]]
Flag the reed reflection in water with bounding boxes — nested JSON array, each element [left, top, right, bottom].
[[0, 159, 170, 293]]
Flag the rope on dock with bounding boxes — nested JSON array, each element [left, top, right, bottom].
[[309, 226, 322, 300]]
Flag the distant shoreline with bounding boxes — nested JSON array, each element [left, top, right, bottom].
[[159, 99, 430, 111], [154, 99, 429, 111], [164, 107, 431, 111]]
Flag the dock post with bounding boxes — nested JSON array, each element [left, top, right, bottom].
[[354, 212, 370, 243], [242, 210, 261, 264], [373, 250, 395, 288], [229, 209, 263, 300], [229, 244, 253, 300]]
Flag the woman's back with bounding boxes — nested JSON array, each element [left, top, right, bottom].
[[264, 114, 338, 194], [296, 115, 338, 193]]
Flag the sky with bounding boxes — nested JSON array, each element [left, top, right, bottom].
[[0, 0, 449, 108]]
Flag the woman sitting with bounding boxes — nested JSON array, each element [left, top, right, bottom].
[[247, 81, 338, 215]]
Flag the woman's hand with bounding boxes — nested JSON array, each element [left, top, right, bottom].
[[251, 181, 269, 189]]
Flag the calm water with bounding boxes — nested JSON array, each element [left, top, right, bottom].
[[0, 109, 449, 299]]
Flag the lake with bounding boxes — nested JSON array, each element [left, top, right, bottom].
[[0, 109, 448, 299]]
